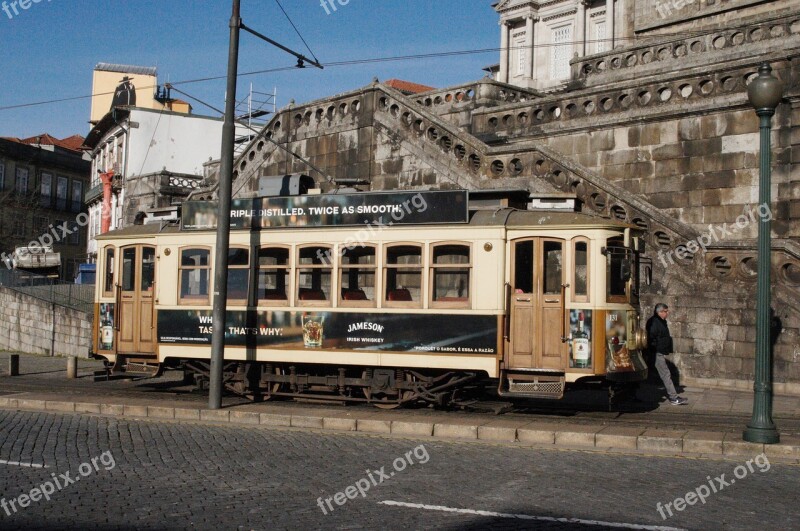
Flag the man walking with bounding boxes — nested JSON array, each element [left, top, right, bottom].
[[646, 303, 688, 406]]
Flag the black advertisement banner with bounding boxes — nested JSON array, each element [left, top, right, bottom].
[[181, 190, 468, 230], [157, 309, 498, 355]]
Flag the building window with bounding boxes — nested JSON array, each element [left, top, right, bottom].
[[40, 172, 52, 207], [15, 167, 28, 195], [543, 240, 564, 295], [67, 221, 80, 246], [340, 245, 376, 307], [430, 243, 471, 308], [297, 245, 332, 305], [71, 180, 83, 213], [227, 247, 250, 304], [595, 21, 607, 54], [56, 176, 68, 210], [512, 32, 527, 76], [257, 246, 290, 305], [34, 216, 49, 234], [13, 218, 26, 237], [551, 24, 573, 80], [179, 247, 211, 304], [384, 244, 423, 307]]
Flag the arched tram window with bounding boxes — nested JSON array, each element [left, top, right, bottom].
[[297, 245, 332, 305], [384, 244, 423, 307], [227, 247, 250, 304], [430, 243, 471, 308], [179, 247, 210, 304], [340, 245, 376, 307], [257, 247, 290, 305]]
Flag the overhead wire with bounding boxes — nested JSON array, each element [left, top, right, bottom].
[[273, 0, 320, 65]]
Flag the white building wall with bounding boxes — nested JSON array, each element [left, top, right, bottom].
[[127, 109, 224, 177]]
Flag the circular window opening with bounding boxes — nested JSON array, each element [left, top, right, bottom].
[[679, 84, 693, 98], [503, 114, 513, 126], [352, 100, 361, 113], [427, 127, 439, 141], [675, 245, 694, 262], [712, 256, 733, 277], [488, 117, 499, 128], [610, 205, 627, 221], [440, 136, 452, 152], [654, 231, 671, 250], [490, 160, 505, 176], [257, 141, 265, 152], [740, 257, 758, 277], [248, 151, 255, 162], [454, 145, 466, 161], [590, 193, 607, 210], [782, 262, 800, 285], [632, 218, 648, 230], [390, 104, 400, 117], [468, 154, 481, 172], [659, 87, 673, 102], [509, 158, 523, 176], [517, 112, 529, 125]]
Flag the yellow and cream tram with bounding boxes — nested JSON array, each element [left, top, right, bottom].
[[92, 189, 648, 407]]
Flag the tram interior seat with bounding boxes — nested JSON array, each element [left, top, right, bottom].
[[342, 289, 368, 301], [260, 290, 287, 301], [299, 289, 327, 301], [387, 288, 412, 301]]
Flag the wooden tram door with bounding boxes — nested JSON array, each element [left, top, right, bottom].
[[117, 245, 156, 355], [509, 238, 567, 370]]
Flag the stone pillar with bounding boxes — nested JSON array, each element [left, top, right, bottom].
[[499, 20, 510, 83], [577, 1, 587, 57], [606, 0, 615, 49], [524, 16, 534, 80]]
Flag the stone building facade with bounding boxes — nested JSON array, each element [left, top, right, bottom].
[[192, 2, 800, 392], [0, 136, 91, 280]]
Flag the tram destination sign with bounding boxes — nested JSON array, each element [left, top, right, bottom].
[[181, 190, 468, 230]]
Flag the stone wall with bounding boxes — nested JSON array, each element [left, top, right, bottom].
[[0, 287, 92, 357]]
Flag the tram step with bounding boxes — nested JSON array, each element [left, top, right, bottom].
[[122, 362, 161, 378], [501, 373, 565, 399]]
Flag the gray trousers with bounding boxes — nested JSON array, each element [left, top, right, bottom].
[[655, 352, 678, 399]]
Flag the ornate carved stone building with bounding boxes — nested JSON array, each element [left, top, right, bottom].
[[193, 1, 800, 392]]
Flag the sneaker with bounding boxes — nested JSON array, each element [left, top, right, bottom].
[[668, 396, 688, 406]]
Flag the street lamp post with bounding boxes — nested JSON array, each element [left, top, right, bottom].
[[743, 62, 782, 444]]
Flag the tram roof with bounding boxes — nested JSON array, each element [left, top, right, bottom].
[[96, 209, 635, 240]]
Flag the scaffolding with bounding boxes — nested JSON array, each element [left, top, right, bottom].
[[234, 84, 277, 155]]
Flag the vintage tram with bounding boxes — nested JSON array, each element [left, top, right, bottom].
[[92, 189, 648, 407]]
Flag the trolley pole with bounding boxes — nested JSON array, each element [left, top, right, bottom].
[[209, 0, 241, 410]]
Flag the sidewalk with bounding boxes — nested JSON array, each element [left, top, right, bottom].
[[1, 352, 799, 462]]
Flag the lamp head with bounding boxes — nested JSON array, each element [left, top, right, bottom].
[[748, 62, 783, 111]]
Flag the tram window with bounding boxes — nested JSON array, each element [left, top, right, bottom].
[[430, 243, 470, 307], [297, 246, 332, 305], [385, 244, 422, 307], [572, 239, 589, 301], [514, 240, 533, 293], [340, 245, 376, 307], [121, 248, 136, 291], [257, 247, 289, 305], [227, 247, 249, 303], [542, 241, 563, 295], [606, 237, 628, 302], [141, 247, 155, 292], [103, 247, 114, 296], [179, 248, 210, 304]]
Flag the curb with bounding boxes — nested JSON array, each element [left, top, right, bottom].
[[1, 396, 798, 462]]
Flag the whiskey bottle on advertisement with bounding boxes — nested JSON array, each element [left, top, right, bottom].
[[572, 311, 590, 368], [100, 307, 114, 350]]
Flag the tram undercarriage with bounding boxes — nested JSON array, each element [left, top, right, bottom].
[[181, 360, 480, 409]]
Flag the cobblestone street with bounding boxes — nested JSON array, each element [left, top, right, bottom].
[[0, 409, 797, 530]]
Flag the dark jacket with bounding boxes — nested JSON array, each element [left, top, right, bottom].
[[646, 311, 673, 354]]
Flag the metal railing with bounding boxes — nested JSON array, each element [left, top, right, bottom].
[[0, 268, 94, 314]]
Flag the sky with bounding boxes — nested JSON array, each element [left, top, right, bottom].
[[0, 0, 500, 140]]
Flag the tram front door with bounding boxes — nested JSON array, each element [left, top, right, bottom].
[[117, 245, 156, 355], [509, 238, 567, 370]]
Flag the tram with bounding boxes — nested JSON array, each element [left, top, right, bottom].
[[91, 188, 648, 407]]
